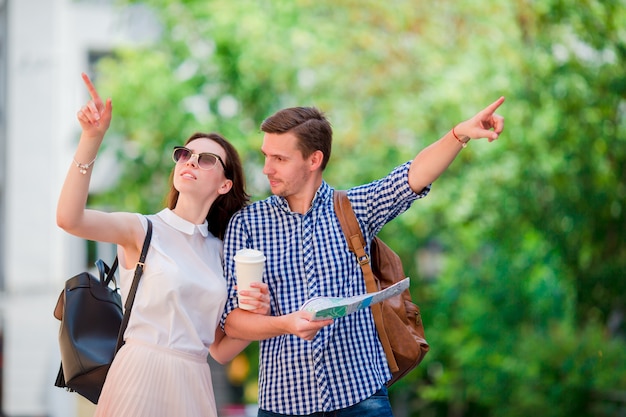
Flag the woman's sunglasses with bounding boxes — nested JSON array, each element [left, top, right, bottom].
[[172, 146, 226, 171]]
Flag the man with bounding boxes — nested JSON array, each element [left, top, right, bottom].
[[221, 97, 505, 416]]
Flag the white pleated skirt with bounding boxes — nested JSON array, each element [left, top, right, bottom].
[[94, 340, 217, 417]]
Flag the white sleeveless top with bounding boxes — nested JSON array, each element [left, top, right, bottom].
[[117, 208, 226, 358]]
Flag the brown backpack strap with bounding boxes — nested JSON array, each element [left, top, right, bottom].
[[333, 190, 399, 372]]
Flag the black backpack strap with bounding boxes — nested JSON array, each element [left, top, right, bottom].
[[96, 257, 119, 288], [114, 217, 153, 351]]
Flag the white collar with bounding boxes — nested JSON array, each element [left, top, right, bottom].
[[156, 208, 209, 237]]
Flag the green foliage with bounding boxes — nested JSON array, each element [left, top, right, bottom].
[[91, 0, 626, 414]]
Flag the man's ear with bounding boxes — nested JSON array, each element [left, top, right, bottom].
[[309, 150, 324, 171]]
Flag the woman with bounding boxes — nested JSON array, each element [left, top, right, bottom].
[[57, 73, 268, 416]]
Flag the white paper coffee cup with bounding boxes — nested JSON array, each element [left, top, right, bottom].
[[234, 248, 266, 310]]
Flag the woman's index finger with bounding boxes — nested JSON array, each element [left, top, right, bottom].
[[81, 72, 102, 103]]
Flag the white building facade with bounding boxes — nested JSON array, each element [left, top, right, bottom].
[[0, 1, 169, 416]]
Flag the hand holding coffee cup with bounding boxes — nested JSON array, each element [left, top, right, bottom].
[[234, 248, 266, 311]]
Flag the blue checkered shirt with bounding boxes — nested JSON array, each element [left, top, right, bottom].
[[221, 162, 429, 414]]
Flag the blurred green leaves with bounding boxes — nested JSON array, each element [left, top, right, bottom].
[[91, 0, 626, 414]]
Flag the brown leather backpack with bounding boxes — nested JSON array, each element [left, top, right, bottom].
[[334, 191, 429, 386]]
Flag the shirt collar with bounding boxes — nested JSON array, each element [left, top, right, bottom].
[[270, 181, 332, 213], [157, 208, 209, 237], [313, 181, 332, 206]]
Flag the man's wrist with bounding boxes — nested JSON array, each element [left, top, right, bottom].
[[452, 126, 470, 148]]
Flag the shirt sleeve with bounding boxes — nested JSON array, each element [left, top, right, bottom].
[[347, 160, 430, 240], [219, 210, 248, 330]]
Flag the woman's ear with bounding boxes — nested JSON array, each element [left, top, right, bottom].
[[218, 179, 233, 195]]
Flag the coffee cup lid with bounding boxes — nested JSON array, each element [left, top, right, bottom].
[[234, 248, 266, 263]]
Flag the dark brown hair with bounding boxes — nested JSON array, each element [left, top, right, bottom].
[[165, 132, 249, 239], [260, 107, 333, 170]]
